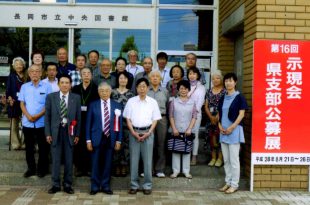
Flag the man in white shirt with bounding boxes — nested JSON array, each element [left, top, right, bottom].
[[155, 52, 171, 88], [125, 50, 144, 77], [42, 62, 59, 92], [123, 78, 161, 195]]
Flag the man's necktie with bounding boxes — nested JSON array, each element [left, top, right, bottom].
[[60, 95, 67, 126], [103, 100, 110, 137]]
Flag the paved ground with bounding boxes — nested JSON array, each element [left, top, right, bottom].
[[0, 186, 309, 205]]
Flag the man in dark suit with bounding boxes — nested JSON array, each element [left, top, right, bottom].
[[86, 82, 123, 195], [45, 74, 81, 194]]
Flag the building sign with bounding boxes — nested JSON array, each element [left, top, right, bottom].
[[0, 4, 154, 29], [252, 40, 310, 165]]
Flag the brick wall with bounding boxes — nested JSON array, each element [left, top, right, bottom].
[[219, 0, 310, 191], [254, 166, 309, 191]]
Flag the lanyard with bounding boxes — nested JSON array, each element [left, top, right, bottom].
[[81, 83, 92, 105], [161, 70, 166, 85]]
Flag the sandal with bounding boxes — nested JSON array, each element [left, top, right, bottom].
[[225, 187, 238, 194], [208, 159, 216, 166], [219, 184, 230, 192]]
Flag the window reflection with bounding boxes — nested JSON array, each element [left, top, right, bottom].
[[0, 27, 29, 96], [33, 28, 68, 62], [74, 29, 109, 60], [0, 0, 67, 2], [112, 29, 151, 61], [160, 0, 213, 5], [159, 9, 213, 51], [76, 0, 151, 3]]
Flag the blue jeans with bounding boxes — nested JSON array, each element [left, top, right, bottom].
[[129, 132, 154, 190]]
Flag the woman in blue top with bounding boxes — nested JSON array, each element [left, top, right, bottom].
[[218, 73, 248, 194]]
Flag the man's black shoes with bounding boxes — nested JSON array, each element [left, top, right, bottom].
[[48, 186, 61, 194]]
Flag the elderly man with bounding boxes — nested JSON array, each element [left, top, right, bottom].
[[87, 50, 100, 77], [19, 64, 52, 178], [45, 74, 81, 194], [124, 78, 162, 195], [72, 67, 99, 177], [86, 82, 123, 195], [125, 50, 144, 77], [147, 70, 169, 178], [155, 52, 171, 88], [93, 59, 116, 88], [56, 47, 76, 79], [132, 57, 153, 93], [42, 62, 59, 92]]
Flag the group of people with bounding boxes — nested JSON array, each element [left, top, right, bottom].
[[5, 47, 248, 195]]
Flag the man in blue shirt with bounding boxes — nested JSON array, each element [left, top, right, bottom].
[[56, 47, 76, 79], [19, 64, 52, 178]]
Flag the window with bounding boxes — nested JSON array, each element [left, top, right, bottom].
[[112, 29, 151, 61], [159, 9, 213, 51], [76, 0, 151, 4], [159, 0, 213, 5], [33, 28, 68, 62], [74, 29, 109, 60]]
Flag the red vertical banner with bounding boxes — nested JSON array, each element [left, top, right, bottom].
[[252, 40, 310, 165]]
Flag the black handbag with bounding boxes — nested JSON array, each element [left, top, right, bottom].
[[167, 133, 195, 154]]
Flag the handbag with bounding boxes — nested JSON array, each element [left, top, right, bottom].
[[167, 133, 195, 154]]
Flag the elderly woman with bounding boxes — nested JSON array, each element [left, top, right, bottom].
[[218, 73, 248, 194], [111, 57, 134, 89], [6, 57, 27, 150], [72, 67, 99, 177], [166, 65, 184, 99], [187, 67, 206, 165], [205, 70, 226, 167], [147, 70, 169, 178], [111, 71, 135, 177], [169, 80, 197, 179]]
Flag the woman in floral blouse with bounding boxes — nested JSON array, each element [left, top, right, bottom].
[[111, 72, 135, 177], [204, 70, 226, 167]]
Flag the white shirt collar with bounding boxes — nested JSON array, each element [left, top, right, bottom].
[[60, 91, 69, 98], [101, 98, 110, 104]]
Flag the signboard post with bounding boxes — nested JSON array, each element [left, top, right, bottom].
[[251, 40, 310, 192]]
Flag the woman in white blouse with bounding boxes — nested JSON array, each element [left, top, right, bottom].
[[187, 67, 206, 165]]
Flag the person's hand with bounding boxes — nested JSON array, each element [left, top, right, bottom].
[[8, 96, 14, 106], [185, 128, 192, 136], [219, 124, 226, 135], [131, 131, 140, 140], [31, 114, 40, 122], [74, 137, 79, 145], [46, 136, 52, 144], [87, 142, 93, 152], [114, 142, 121, 151], [26, 114, 35, 122], [172, 129, 179, 137], [225, 125, 235, 135], [139, 132, 151, 142]]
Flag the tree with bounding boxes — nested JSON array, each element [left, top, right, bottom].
[[119, 36, 139, 57]]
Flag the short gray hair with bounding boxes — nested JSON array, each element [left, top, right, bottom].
[[211, 69, 223, 81], [98, 82, 112, 91], [127, 50, 138, 57], [28, 64, 42, 71], [148, 70, 162, 80], [12, 57, 25, 68]]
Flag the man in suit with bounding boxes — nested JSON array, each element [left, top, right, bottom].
[[86, 82, 123, 195], [45, 74, 81, 194]]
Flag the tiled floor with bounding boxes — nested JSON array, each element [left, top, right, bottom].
[[0, 186, 310, 205]]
